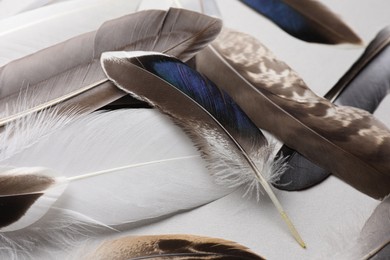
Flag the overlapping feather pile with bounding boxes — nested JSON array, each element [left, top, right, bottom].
[[1, 0, 390, 259]]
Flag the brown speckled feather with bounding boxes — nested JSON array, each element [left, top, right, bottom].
[[196, 28, 390, 199], [86, 234, 265, 260]]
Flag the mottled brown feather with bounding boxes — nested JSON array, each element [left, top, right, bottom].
[[196, 28, 390, 199]]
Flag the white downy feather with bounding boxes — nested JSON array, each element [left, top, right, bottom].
[[0, 108, 232, 259], [0, 0, 141, 66]]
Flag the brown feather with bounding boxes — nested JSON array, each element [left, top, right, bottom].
[[86, 234, 265, 260], [0, 8, 222, 124], [284, 0, 362, 44], [196, 28, 390, 199]]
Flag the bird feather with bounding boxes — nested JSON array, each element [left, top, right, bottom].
[[100, 51, 304, 247], [195, 28, 390, 199], [239, 0, 362, 44], [0, 7, 222, 126], [82, 234, 265, 260], [0, 108, 233, 259]]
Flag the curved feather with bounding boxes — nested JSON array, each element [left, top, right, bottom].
[[196, 28, 390, 199], [84, 234, 265, 260], [0, 8, 222, 126], [334, 195, 390, 259], [101, 51, 304, 247], [239, 0, 362, 44]]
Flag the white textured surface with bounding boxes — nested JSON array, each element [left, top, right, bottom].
[[1, 1, 389, 259]]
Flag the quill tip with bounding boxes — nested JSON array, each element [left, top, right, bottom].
[[280, 211, 306, 249]]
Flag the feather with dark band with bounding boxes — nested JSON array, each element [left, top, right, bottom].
[[101, 51, 305, 247], [196, 28, 390, 199], [85, 234, 265, 260], [0, 8, 222, 126], [239, 0, 362, 44]]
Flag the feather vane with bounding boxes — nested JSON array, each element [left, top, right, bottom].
[[0, 8, 222, 126], [101, 51, 304, 247], [239, 0, 362, 44], [196, 28, 390, 199]]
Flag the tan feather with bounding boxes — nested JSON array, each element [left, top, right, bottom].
[[85, 234, 265, 260]]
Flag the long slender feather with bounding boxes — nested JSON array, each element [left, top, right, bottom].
[[0, 108, 233, 258], [82, 234, 265, 260], [195, 28, 390, 199], [239, 0, 362, 44], [0, 8, 222, 126], [100, 51, 305, 247]]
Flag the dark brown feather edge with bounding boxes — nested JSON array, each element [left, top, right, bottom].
[[85, 234, 265, 260], [196, 28, 390, 199]]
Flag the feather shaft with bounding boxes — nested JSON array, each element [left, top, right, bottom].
[[67, 155, 199, 182]]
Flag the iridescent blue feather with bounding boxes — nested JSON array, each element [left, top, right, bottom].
[[240, 0, 362, 44]]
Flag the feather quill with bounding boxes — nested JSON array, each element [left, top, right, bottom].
[[82, 234, 265, 260], [239, 0, 362, 45], [100, 51, 304, 247], [195, 28, 390, 199], [0, 108, 234, 259], [0, 7, 222, 126]]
